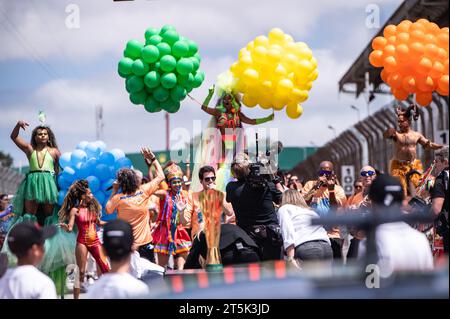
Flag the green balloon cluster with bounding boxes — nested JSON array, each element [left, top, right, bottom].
[[118, 25, 205, 113]]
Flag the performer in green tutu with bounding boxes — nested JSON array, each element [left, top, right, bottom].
[[10, 119, 60, 225], [4, 117, 76, 296]]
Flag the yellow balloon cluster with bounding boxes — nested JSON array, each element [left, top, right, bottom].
[[230, 28, 317, 119]]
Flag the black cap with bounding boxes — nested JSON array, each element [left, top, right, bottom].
[[103, 219, 134, 260], [369, 174, 404, 207], [7, 221, 56, 256]]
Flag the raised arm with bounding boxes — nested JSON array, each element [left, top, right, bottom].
[[383, 128, 397, 141], [201, 85, 220, 117], [10, 120, 33, 156], [239, 111, 274, 125], [418, 134, 443, 150]]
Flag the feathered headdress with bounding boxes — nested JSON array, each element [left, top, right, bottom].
[[215, 71, 241, 113]]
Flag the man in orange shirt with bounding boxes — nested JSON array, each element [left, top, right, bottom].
[[106, 147, 164, 263]]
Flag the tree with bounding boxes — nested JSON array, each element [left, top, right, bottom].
[[0, 150, 13, 167]]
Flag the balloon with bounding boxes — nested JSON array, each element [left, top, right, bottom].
[[93, 192, 105, 206], [127, 76, 145, 93], [437, 75, 449, 95], [144, 96, 162, 113], [161, 30, 179, 46], [170, 85, 187, 101], [286, 103, 303, 119], [161, 73, 178, 89], [172, 41, 189, 58], [187, 40, 198, 56], [416, 76, 435, 92], [416, 91, 433, 106], [144, 71, 161, 89], [130, 90, 147, 105], [110, 149, 125, 161], [161, 99, 181, 113], [156, 42, 172, 57], [95, 164, 110, 182], [176, 58, 193, 75], [86, 176, 100, 193], [85, 143, 101, 159], [369, 50, 384, 67], [192, 72, 203, 88], [93, 141, 107, 152], [59, 152, 71, 169], [392, 88, 409, 100], [131, 59, 150, 76], [147, 35, 162, 46], [62, 166, 76, 183], [118, 57, 134, 76], [101, 179, 115, 192], [71, 149, 87, 166], [115, 157, 132, 170], [57, 175, 70, 190], [153, 86, 170, 102], [429, 61, 445, 78], [387, 72, 403, 89], [383, 56, 398, 72], [141, 45, 160, 64], [402, 75, 417, 92], [58, 190, 66, 206], [383, 25, 397, 38], [124, 40, 144, 59], [160, 55, 177, 72], [99, 152, 115, 167], [75, 162, 90, 179], [85, 158, 97, 175], [145, 27, 160, 40]]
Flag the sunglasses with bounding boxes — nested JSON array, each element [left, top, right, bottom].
[[318, 170, 333, 176], [203, 176, 216, 182], [360, 170, 376, 177], [354, 185, 363, 189]]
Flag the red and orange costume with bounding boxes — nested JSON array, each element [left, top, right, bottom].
[[75, 207, 109, 273]]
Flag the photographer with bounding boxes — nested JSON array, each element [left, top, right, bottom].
[[226, 153, 283, 261]]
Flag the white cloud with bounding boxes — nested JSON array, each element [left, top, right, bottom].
[[0, 0, 402, 61], [0, 0, 403, 165]]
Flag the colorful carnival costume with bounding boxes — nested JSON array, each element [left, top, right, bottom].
[[389, 158, 424, 196], [12, 149, 58, 222], [190, 86, 274, 192], [152, 164, 192, 255], [74, 207, 109, 273]]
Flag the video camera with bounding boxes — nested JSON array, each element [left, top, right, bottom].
[[246, 133, 280, 188]]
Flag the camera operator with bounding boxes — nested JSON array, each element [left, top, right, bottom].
[[225, 153, 284, 261]]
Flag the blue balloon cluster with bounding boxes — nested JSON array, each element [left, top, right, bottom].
[[57, 140, 132, 220]]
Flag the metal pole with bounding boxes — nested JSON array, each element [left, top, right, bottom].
[[165, 113, 169, 151]]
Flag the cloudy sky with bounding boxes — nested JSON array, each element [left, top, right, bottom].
[[0, 0, 402, 167]]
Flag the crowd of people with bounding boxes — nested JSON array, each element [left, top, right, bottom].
[[0, 101, 448, 299]]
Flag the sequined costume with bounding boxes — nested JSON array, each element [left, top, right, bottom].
[[75, 207, 109, 273]]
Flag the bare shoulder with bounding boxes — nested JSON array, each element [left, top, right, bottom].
[[48, 147, 61, 157]]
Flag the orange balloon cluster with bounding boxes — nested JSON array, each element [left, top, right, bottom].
[[369, 19, 449, 106]]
